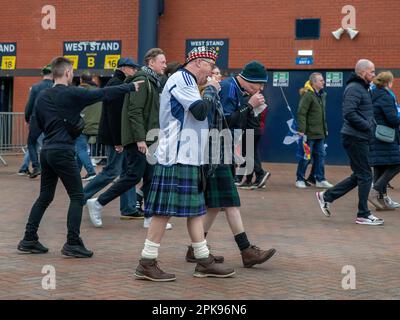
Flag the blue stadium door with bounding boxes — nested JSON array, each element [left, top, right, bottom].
[[261, 70, 353, 165]]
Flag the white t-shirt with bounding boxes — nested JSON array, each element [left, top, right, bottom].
[[156, 69, 209, 166]]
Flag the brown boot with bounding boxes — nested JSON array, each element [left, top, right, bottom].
[[241, 245, 276, 268], [185, 245, 224, 263], [193, 255, 235, 278], [134, 258, 176, 282]]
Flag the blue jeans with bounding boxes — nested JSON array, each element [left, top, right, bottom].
[[296, 139, 326, 182], [21, 133, 44, 171], [75, 134, 96, 175], [83, 145, 137, 215]]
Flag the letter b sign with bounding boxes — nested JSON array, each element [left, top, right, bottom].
[[88, 57, 95, 68]]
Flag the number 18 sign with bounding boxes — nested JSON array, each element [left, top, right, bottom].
[[0, 42, 17, 70]]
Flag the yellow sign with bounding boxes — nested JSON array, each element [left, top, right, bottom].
[[1, 56, 16, 70], [104, 55, 120, 69], [87, 56, 95, 68], [64, 55, 79, 69]]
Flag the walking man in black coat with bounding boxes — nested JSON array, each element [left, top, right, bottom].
[[315, 59, 384, 226], [83, 58, 143, 223], [17, 57, 143, 257], [23, 64, 53, 178]]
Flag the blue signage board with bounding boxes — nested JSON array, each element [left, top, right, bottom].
[[186, 39, 229, 69], [63, 40, 121, 69], [296, 57, 314, 65], [0, 42, 17, 70]]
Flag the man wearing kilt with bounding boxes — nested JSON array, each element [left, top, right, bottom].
[[186, 61, 276, 268], [134, 47, 235, 282]]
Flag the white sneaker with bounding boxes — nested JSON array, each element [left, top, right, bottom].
[[316, 180, 334, 188], [87, 198, 103, 227], [356, 214, 384, 226], [295, 180, 307, 189], [384, 195, 400, 208], [143, 217, 172, 230], [316, 191, 331, 217]]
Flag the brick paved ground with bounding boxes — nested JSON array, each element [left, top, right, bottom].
[[1, 155, 400, 300]]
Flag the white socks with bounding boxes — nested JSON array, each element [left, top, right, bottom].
[[141, 239, 209, 260], [192, 240, 209, 259], [141, 239, 160, 260]]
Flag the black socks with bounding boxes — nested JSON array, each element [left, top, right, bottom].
[[234, 232, 251, 251]]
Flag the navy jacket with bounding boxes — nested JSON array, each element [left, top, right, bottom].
[[341, 73, 375, 141], [35, 83, 135, 151], [369, 87, 400, 166], [98, 69, 126, 146], [24, 79, 53, 123], [219, 76, 252, 130]]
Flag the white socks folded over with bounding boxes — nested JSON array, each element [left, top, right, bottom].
[[141, 239, 209, 260], [192, 240, 210, 260], [142, 239, 160, 260]]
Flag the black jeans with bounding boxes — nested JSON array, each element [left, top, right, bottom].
[[27, 116, 42, 170], [98, 143, 154, 208], [324, 134, 372, 217], [373, 164, 400, 195], [24, 149, 84, 243], [246, 134, 265, 181]]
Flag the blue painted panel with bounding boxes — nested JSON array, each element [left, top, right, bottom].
[[260, 70, 353, 165]]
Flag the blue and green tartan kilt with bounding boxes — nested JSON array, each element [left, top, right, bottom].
[[205, 164, 241, 208], [145, 164, 206, 218]]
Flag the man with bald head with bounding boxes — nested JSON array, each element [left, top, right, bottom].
[[315, 59, 384, 226]]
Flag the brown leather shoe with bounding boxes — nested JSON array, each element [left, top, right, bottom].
[[193, 255, 235, 278], [134, 258, 176, 282], [185, 245, 224, 263], [241, 245, 276, 268]]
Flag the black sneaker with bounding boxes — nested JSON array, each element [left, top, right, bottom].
[[234, 176, 244, 186], [136, 189, 144, 206], [305, 177, 316, 187], [17, 169, 31, 176], [82, 173, 96, 181], [61, 239, 93, 258], [17, 239, 49, 254], [29, 168, 41, 179], [238, 181, 256, 190], [254, 171, 271, 188], [120, 211, 144, 220]]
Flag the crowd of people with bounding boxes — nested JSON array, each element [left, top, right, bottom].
[[15, 48, 400, 281]]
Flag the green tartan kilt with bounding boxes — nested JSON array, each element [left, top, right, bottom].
[[205, 164, 241, 208], [145, 164, 206, 217]]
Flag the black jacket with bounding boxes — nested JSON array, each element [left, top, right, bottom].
[[24, 79, 53, 123], [369, 87, 400, 166], [98, 69, 126, 146], [35, 83, 135, 151], [341, 73, 375, 141]]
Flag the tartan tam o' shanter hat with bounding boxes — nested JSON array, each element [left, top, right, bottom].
[[185, 46, 218, 65]]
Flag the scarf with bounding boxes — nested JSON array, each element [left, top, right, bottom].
[[141, 66, 162, 88], [203, 85, 231, 177]]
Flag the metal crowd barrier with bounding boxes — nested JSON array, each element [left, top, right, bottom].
[[88, 139, 107, 162], [0, 112, 107, 167], [0, 112, 28, 166]]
